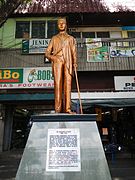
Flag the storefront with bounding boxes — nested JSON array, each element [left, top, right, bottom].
[[0, 88, 135, 152]]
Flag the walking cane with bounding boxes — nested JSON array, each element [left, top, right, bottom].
[[74, 67, 83, 114]]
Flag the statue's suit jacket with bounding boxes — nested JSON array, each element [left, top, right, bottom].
[[45, 33, 77, 76]]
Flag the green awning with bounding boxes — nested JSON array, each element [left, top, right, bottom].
[[72, 99, 135, 108], [0, 93, 54, 102], [0, 93, 135, 107]]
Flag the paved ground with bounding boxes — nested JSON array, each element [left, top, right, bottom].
[[0, 149, 135, 180], [0, 150, 23, 180], [107, 153, 135, 180]]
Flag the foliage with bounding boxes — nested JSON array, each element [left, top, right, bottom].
[[0, 0, 32, 27]]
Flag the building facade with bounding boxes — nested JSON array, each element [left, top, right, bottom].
[[0, 0, 135, 151]]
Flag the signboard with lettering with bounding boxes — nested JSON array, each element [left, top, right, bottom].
[[122, 26, 135, 30], [22, 39, 51, 54], [0, 67, 54, 89], [46, 128, 81, 172], [114, 76, 135, 90]]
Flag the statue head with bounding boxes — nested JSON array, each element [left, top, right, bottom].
[[57, 17, 67, 32]]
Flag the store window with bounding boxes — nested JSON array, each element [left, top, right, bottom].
[[96, 32, 110, 46], [97, 32, 110, 38], [82, 32, 95, 38], [69, 31, 110, 39], [69, 32, 81, 38], [32, 21, 45, 38], [128, 31, 135, 47], [15, 21, 30, 38], [47, 20, 58, 38], [128, 31, 135, 38], [15, 20, 59, 39]]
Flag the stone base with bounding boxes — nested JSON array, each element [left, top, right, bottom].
[[16, 114, 111, 180]]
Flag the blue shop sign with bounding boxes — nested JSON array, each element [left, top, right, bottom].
[[122, 26, 135, 30]]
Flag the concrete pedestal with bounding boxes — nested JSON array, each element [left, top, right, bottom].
[[16, 114, 111, 180]]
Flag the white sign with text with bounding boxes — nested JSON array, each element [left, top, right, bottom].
[[46, 128, 81, 172], [114, 76, 135, 90]]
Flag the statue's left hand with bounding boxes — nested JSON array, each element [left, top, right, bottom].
[[73, 63, 77, 70]]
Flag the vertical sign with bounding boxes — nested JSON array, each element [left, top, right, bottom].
[[46, 128, 81, 172], [22, 40, 29, 54]]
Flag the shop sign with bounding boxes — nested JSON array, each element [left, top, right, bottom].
[[114, 76, 135, 90], [0, 69, 23, 83], [0, 67, 54, 89], [22, 39, 50, 54], [122, 26, 135, 30], [86, 38, 110, 62], [110, 46, 135, 57]]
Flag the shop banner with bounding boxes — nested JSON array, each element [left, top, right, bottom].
[[110, 46, 135, 57], [114, 76, 135, 90], [86, 38, 110, 62], [22, 39, 50, 54], [0, 67, 54, 89]]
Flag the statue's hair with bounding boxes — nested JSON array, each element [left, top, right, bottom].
[[57, 17, 67, 24]]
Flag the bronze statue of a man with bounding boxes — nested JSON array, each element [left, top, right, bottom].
[[45, 18, 77, 113]]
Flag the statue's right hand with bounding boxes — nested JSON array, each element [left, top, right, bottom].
[[51, 55, 61, 63], [50, 55, 56, 62]]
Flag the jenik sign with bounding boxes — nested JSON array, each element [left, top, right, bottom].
[[22, 39, 50, 54], [0, 67, 54, 89]]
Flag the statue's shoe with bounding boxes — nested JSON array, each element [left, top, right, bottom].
[[65, 110, 76, 114]]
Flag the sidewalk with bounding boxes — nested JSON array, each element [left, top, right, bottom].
[[0, 149, 135, 180], [107, 153, 135, 180], [0, 150, 23, 180]]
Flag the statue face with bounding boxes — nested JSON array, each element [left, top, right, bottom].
[[57, 18, 67, 32]]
